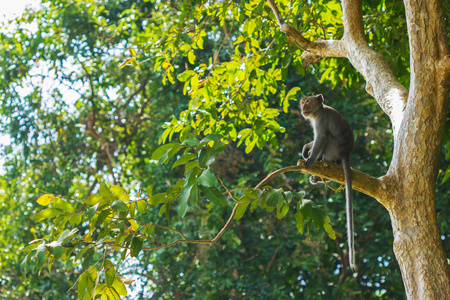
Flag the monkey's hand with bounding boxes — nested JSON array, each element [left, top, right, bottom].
[[302, 142, 313, 159], [302, 148, 310, 159]]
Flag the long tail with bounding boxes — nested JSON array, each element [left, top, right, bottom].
[[342, 156, 356, 272]]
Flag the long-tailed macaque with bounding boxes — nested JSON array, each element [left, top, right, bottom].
[[300, 94, 356, 271]]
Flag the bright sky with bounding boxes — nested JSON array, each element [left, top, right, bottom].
[[1, 0, 41, 22], [0, 0, 41, 173]]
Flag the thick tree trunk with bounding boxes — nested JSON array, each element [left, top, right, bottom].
[[267, 0, 450, 298], [385, 0, 450, 297], [387, 187, 449, 299]]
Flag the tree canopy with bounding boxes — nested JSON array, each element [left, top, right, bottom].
[[0, 0, 448, 299]]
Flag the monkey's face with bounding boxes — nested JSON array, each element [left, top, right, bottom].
[[300, 96, 322, 118]]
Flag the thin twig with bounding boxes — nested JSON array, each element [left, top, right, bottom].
[[217, 177, 238, 202]]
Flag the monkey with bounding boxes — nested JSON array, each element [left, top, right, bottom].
[[300, 94, 356, 271]]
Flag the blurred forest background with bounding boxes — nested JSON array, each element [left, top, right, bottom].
[[0, 0, 448, 299]]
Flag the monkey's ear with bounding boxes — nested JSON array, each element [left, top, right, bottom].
[[316, 94, 324, 103]]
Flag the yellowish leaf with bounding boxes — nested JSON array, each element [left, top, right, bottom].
[[119, 58, 134, 69], [37, 194, 55, 206], [117, 276, 135, 285], [128, 219, 139, 231]]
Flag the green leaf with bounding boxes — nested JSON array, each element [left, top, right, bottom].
[[182, 136, 200, 147], [245, 189, 258, 199], [130, 237, 143, 258], [244, 137, 257, 154], [197, 169, 218, 187], [112, 279, 127, 296], [83, 195, 103, 205], [324, 215, 336, 240], [312, 207, 326, 230], [191, 183, 199, 204], [161, 144, 184, 165], [172, 153, 196, 169], [142, 223, 155, 235], [22, 241, 41, 253], [69, 212, 82, 225], [266, 188, 282, 207], [20, 253, 30, 275], [188, 50, 196, 64], [199, 134, 223, 145], [106, 265, 115, 287], [46, 241, 63, 260], [259, 192, 268, 209], [250, 199, 259, 212], [100, 182, 112, 201], [295, 209, 304, 234], [180, 33, 192, 44], [78, 272, 89, 299], [234, 203, 249, 220], [185, 160, 200, 173], [75, 245, 94, 262], [178, 183, 195, 218], [286, 86, 301, 98], [283, 191, 293, 204], [199, 147, 214, 167], [299, 199, 312, 222], [57, 228, 75, 243], [210, 143, 225, 158], [237, 196, 252, 204], [276, 200, 289, 219], [86, 203, 99, 221], [35, 208, 63, 221], [111, 185, 129, 202], [146, 185, 153, 197], [52, 198, 74, 213], [81, 247, 94, 271], [97, 209, 112, 225], [441, 166, 450, 184], [293, 191, 306, 201], [185, 167, 202, 185], [103, 259, 114, 269], [149, 193, 167, 205], [36, 194, 55, 206], [152, 143, 178, 160], [111, 200, 128, 212], [36, 242, 46, 270], [136, 200, 147, 213], [199, 186, 227, 206], [177, 70, 195, 82]]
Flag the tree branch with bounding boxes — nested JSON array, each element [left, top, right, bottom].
[[102, 162, 385, 254], [267, 0, 408, 139], [266, 0, 346, 66], [257, 161, 384, 203], [340, 0, 408, 138]]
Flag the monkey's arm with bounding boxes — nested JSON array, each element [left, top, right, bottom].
[[305, 134, 327, 169]]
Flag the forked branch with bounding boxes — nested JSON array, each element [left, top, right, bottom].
[[266, 0, 407, 138]]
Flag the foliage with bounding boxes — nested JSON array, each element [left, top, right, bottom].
[[0, 0, 448, 299]]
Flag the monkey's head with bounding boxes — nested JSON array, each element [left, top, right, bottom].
[[300, 94, 324, 119]]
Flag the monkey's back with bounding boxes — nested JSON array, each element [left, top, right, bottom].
[[314, 105, 354, 162]]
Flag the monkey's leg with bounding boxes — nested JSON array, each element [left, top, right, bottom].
[[309, 175, 323, 184], [305, 134, 327, 168]]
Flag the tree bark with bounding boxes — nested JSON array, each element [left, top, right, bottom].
[[385, 0, 450, 297], [267, 0, 450, 298]]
